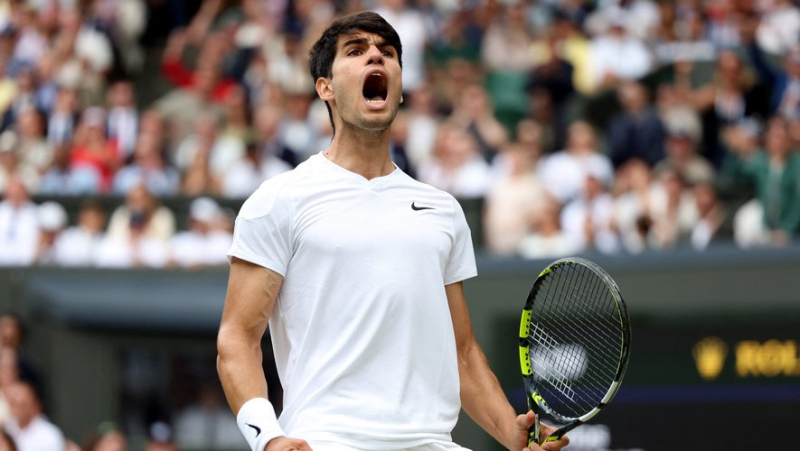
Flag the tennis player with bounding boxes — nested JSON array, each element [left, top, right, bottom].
[[217, 11, 569, 451]]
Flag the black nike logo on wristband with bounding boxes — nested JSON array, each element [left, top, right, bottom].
[[411, 202, 434, 211], [246, 423, 261, 437]]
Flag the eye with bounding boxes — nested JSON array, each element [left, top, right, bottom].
[[347, 49, 362, 56], [382, 50, 393, 57]]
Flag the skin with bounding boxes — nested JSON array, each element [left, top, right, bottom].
[[217, 30, 568, 451]]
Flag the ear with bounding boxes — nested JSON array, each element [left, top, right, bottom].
[[316, 77, 334, 102]]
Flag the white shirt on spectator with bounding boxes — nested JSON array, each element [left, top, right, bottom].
[[221, 155, 292, 199], [537, 152, 614, 203], [93, 235, 169, 268], [52, 227, 105, 267], [171, 230, 232, 267], [561, 193, 621, 254], [4, 414, 65, 451], [0, 201, 39, 266], [417, 155, 492, 199], [518, 232, 581, 260], [590, 33, 652, 85]]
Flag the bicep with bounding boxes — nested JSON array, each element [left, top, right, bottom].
[[219, 257, 283, 344]]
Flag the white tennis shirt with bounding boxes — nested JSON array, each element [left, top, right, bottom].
[[228, 153, 478, 449]]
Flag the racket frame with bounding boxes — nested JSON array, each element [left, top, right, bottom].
[[518, 257, 631, 446]]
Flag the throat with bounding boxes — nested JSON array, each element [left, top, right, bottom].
[[324, 146, 396, 180]]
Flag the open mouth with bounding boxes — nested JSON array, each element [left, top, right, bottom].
[[362, 72, 388, 103]]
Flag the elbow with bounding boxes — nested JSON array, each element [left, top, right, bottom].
[[216, 325, 238, 375]]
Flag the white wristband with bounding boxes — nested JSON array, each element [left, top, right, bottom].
[[236, 398, 285, 451]]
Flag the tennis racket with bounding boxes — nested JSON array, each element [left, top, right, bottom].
[[518, 257, 631, 447]]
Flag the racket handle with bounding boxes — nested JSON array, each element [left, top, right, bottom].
[[527, 412, 540, 447]]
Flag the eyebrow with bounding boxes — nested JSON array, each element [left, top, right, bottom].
[[340, 36, 393, 51]]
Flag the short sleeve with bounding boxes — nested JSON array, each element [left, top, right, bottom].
[[444, 197, 478, 285], [227, 184, 293, 276]]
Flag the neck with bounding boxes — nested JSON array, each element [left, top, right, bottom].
[[324, 126, 394, 180]]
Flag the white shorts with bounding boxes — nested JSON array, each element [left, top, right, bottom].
[[306, 441, 473, 451]]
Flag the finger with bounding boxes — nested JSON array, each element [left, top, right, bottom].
[[542, 435, 570, 451], [515, 410, 536, 429]]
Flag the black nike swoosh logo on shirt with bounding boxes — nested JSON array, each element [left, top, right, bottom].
[[411, 202, 434, 211], [246, 423, 261, 437]]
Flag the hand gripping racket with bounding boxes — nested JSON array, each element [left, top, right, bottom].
[[518, 257, 631, 447]]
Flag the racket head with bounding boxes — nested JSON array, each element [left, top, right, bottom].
[[518, 257, 631, 442]]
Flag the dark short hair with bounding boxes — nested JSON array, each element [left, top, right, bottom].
[[308, 11, 403, 133]]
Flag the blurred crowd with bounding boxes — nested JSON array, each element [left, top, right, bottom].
[[0, 1, 798, 448], [0, 0, 797, 267]]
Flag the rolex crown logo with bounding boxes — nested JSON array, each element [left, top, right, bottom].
[[693, 337, 728, 381]]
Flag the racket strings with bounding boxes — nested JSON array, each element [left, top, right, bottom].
[[526, 263, 624, 420]]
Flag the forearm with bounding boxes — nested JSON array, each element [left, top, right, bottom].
[[459, 338, 518, 450], [217, 326, 270, 414]]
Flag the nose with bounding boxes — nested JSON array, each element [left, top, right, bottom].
[[365, 45, 384, 65]]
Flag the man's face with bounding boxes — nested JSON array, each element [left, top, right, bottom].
[[324, 31, 403, 133]]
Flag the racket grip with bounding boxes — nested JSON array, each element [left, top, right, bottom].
[[527, 413, 540, 447]]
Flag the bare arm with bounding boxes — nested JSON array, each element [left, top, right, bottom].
[[217, 257, 282, 414], [217, 258, 312, 450], [446, 283, 568, 451]]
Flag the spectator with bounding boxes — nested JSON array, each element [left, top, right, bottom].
[[112, 132, 180, 197], [169, 197, 232, 268], [690, 181, 732, 250], [51, 199, 107, 267], [648, 169, 698, 250], [526, 33, 575, 148], [277, 93, 317, 162], [447, 84, 508, 162], [46, 86, 79, 148], [675, 50, 766, 166], [654, 129, 716, 186], [484, 141, 548, 256], [9, 6, 47, 75], [107, 183, 175, 245], [727, 117, 800, 247], [69, 107, 120, 193], [0, 176, 38, 266], [589, 12, 653, 91], [518, 196, 581, 259], [38, 142, 101, 195], [4, 67, 40, 127], [561, 171, 621, 254], [159, 28, 237, 104], [417, 123, 492, 198], [106, 80, 139, 161], [0, 131, 37, 194], [3, 381, 65, 451], [174, 112, 244, 196], [614, 158, 656, 253], [481, 3, 536, 73], [538, 120, 614, 204], [704, 0, 742, 49], [755, 0, 800, 56], [403, 84, 440, 169], [14, 106, 50, 182], [608, 81, 666, 168], [33, 201, 67, 265]]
